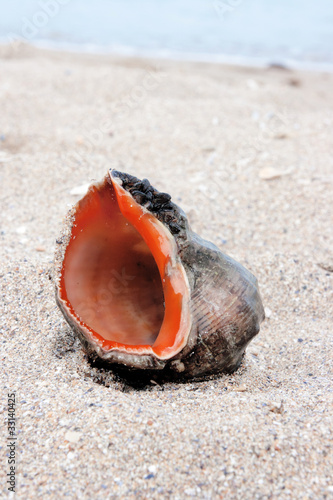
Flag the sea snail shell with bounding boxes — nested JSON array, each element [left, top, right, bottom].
[[54, 170, 265, 379]]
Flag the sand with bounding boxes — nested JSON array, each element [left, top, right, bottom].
[[1, 44, 332, 499]]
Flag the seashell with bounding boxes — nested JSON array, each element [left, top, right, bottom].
[[54, 170, 265, 379]]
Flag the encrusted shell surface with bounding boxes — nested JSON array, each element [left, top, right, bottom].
[[54, 170, 265, 380]]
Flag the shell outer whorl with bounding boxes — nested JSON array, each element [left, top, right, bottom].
[[174, 231, 265, 378]]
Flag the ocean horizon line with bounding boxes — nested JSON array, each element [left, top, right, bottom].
[[2, 37, 333, 74]]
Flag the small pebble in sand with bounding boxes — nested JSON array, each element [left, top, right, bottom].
[[265, 307, 272, 318], [65, 431, 82, 443], [259, 167, 289, 180], [269, 400, 285, 414], [235, 385, 247, 392]]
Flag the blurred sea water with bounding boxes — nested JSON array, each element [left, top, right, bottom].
[[1, 0, 333, 70]]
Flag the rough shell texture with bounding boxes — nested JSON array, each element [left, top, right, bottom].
[[54, 170, 265, 380]]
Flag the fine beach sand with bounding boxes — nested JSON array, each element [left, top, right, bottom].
[[1, 44, 332, 499]]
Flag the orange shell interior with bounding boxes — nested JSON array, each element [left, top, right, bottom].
[[58, 173, 191, 359]]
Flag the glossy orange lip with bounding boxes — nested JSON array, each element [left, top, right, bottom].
[[57, 170, 191, 360]]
